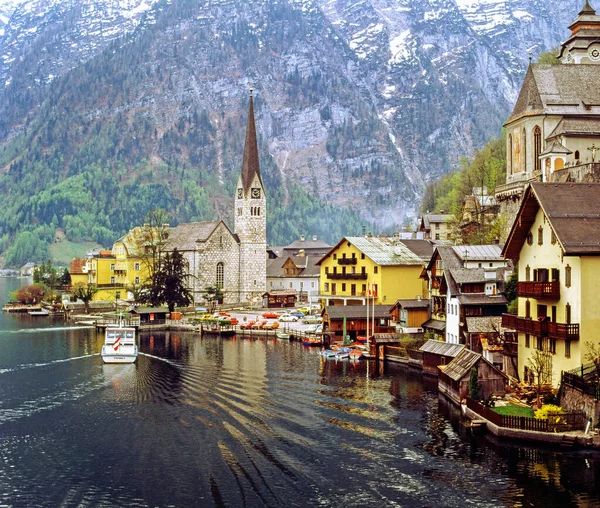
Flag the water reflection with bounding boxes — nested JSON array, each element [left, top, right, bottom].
[[0, 303, 598, 507]]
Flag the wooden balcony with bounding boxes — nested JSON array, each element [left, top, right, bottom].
[[326, 273, 368, 280], [517, 281, 560, 299], [337, 258, 357, 265], [502, 314, 579, 340]]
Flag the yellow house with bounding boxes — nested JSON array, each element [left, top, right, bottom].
[[317, 235, 428, 306], [502, 182, 600, 387], [71, 226, 155, 302]]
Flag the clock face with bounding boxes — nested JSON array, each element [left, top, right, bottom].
[[251, 188, 261, 199], [590, 47, 600, 61], [237, 188, 243, 199]]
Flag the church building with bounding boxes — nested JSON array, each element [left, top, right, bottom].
[[496, 0, 600, 211], [164, 90, 267, 306]]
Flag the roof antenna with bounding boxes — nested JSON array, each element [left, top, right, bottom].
[[528, 51, 533, 64]]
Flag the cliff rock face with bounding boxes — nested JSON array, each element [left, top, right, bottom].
[[0, 0, 583, 234]]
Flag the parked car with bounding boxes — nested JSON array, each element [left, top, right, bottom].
[[302, 315, 322, 324], [279, 314, 299, 322], [262, 311, 279, 319], [305, 324, 323, 335], [289, 311, 305, 318]]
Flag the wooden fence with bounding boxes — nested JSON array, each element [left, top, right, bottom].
[[561, 370, 600, 400], [466, 397, 586, 432]]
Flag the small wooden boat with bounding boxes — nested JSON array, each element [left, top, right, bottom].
[[349, 349, 364, 361], [28, 308, 50, 316], [302, 337, 322, 347], [276, 331, 291, 340]]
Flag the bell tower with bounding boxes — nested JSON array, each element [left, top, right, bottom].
[[234, 88, 267, 304]]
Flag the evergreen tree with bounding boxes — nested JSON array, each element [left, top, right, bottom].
[[148, 248, 192, 312]]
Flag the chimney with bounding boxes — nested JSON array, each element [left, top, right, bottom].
[[367, 232, 373, 238], [300, 235, 305, 241], [298, 249, 305, 257], [312, 235, 317, 241]]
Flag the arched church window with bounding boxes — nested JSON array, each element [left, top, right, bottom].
[[533, 126, 542, 174], [575, 150, 580, 161], [216, 262, 224, 289], [508, 134, 513, 174]]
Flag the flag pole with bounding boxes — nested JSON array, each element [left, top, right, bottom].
[[366, 278, 369, 353]]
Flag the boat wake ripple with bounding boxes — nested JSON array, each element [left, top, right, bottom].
[[6, 325, 94, 334], [0, 353, 100, 374]]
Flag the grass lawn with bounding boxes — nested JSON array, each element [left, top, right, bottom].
[[492, 404, 534, 418]]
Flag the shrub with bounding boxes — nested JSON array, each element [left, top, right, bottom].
[[534, 404, 566, 423]]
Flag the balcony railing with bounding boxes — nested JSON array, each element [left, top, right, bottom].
[[502, 314, 579, 340], [517, 281, 560, 299], [326, 273, 368, 280], [337, 258, 357, 265]]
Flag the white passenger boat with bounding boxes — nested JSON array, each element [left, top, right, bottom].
[[101, 321, 138, 364]]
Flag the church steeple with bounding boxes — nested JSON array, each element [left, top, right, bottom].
[[559, 1, 600, 63], [240, 88, 263, 195]]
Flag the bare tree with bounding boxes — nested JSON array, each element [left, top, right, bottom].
[[527, 347, 553, 407], [584, 341, 600, 379], [71, 283, 99, 314]]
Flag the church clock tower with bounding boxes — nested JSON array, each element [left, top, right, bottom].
[[234, 88, 267, 304]]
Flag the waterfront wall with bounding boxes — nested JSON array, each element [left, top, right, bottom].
[[560, 384, 600, 428]]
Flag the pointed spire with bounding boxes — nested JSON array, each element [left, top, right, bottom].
[[580, 0, 596, 15], [240, 87, 262, 193]]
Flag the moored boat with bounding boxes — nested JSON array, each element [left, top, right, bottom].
[[101, 321, 138, 364], [276, 331, 291, 340], [28, 308, 50, 316]]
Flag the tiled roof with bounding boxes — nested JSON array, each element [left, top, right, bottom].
[[164, 221, 222, 251], [507, 64, 600, 123], [69, 258, 86, 274], [540, 139, 572, 156], [504, 183, 600, 257], [548, 117, 600, 138], [401, 239, 436, 261], [419, 339, 464, 357], [325, 305, 391, 320], [342, 236, 424, 266], [442, 349, 482, 382], [465, 316, 503, 334], [422, 319, 447, 331], [457, 294, 508, 306], [452, 245, 503, 261], [391, 298, 430, 310]]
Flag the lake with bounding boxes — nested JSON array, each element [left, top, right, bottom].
[[0, 277, 599, 507]]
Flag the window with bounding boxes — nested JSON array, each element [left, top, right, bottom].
[[134, 276, 140, 284], [300, 282, 304, 289], [110, 276, 115, 284], [110, 263, 115, 271], [525, 265, 530, 281], [525, 300, 531, 318], [551, 230, 557, 245], [237, 208, 242, 216], [333, 267, 337, 274], [311, 282, 315, 288], [134, 262, 140, 271], [324, 283, 329, 292], [565, 265, 571, 287], [565, 340, 571, 358], [342, 253, 346, 259], [351, 267, 356, 274], [538, 226, 543, 245], [575, 150, 580, 161], [325, 267, 329, 274], [342, 283, 346, 292], [374, 266, 378, 274], [566, 303, 571, 324], [533, 126, 542, 173], [362, 284, 366, 293], [284, 268, 288, 275], [373, 284, 378, 296], [549, 338, 556, 354], [333, 254, 337, 260], [361, 266, 366, 275], [290, 282, 293, 288], [116, 291, 121, 299], [352, 253, 356, 259], [361, 253, 365, 260], [351, 284, 356, 296], [552, 306, 557, 322], [216, 262, 224, 289], [435, 233, 440, 240], [536, 336, 543, 351], [527, 232, 533, 245], [552, 268, 559, 283], [522, 127, 527, 170], [525, 334, 530, 348]]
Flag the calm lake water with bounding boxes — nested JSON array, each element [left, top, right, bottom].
[[0, 277, 599, 507]]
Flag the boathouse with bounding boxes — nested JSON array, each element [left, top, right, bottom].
[[438, 348, 507, 405], [131, 307, 169, 326], [419, 339, 465, 377], [389, 298, 430, 333], [323, 305, 394, 342]]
